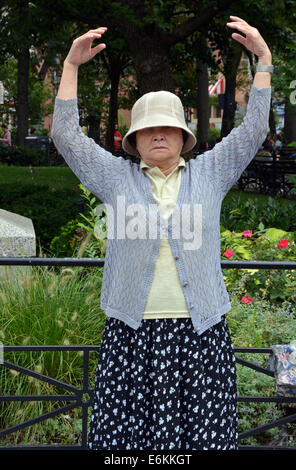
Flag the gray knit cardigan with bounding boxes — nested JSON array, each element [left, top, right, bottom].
[[51, 85, 271, 335]]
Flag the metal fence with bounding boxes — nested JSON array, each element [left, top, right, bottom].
[[237, 157, 296, 199], [0, 257, 296, 450], [0, 344, 99, 450]]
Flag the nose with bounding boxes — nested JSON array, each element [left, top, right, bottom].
[[152, 127, 165, 141]]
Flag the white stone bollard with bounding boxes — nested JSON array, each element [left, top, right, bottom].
[[0, 208, 36, 287]]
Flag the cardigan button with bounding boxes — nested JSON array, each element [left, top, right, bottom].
[[174, 256, 179, 260], [183, 281, 188, 287]]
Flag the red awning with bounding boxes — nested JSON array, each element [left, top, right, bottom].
[[208, 77, 225, 95]]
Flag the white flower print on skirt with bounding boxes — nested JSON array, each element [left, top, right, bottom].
[[87, 315, 238, 450]]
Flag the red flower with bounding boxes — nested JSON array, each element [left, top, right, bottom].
[[277, 239, 289, 248], [223, 248, 235, 258], [242, 230, 253, 238], [241, 296, 253, 304]]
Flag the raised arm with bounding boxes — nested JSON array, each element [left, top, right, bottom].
[[57, 27, 107, 99], [227, 16, 272, 89], [192, 17, 272, 199], [51, 27, 130, 202]]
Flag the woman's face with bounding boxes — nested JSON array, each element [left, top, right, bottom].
[[136, 126, 183, 165]]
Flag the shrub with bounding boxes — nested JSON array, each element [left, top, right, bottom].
[[49, 218, 82, 257], [221, 192, 296, 233], [0, 182, 81, 255], [221, 224, 296, 305], [0, 144, 47, 166], [49, 184, 107, 259]]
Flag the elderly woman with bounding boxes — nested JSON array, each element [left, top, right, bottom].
[[51, 16, 272, 451]]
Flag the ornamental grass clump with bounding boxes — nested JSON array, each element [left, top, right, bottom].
[[0, 264, 105, 446]]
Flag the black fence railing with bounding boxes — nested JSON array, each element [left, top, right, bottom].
[[0, 344, 100, 450], [237, 157, 296, 198], [0, 257, 296, 450]]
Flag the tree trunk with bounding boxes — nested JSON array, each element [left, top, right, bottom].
[[16, 47, 30, 147], [196, 53, 210, 147], [125, 23, 174, 95], [283, 96, 296, 144], [88, 115, 101, 144], [221, 44, 242, 138], [132, 45, 174, 95]]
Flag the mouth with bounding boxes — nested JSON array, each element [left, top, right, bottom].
[[152, 146, 168, 150]]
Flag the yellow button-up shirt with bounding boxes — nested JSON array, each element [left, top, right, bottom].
[[140, 156, 191, 319]]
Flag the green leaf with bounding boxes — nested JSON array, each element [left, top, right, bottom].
[[234, 245, 252, 260], [258, 227, 289, 243]]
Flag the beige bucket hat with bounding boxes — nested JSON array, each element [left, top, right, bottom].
[[122, 90, 197, 156]]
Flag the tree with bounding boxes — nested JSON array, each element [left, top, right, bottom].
[[33, 0, 238, 145], [268, 9, 296, 142], [0, 1, 31, 146], [0, 55, 53, 130], [77, 56, 109, 145], [38, 0, 236, 94], [202, 0, 296, 138], [0, 0, 75, 145], [170, 31, 214, 147], [100, 34, 133, 152]]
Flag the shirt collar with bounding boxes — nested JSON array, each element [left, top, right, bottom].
[[140, 156, 186, 173]]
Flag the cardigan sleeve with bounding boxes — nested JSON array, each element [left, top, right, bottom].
[[51, 97, 130, 202], [191, 85, 271, 199]]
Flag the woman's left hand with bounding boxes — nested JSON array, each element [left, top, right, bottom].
[[226, 16, 271, 61]]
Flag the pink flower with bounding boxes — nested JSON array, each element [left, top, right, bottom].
[[76, 227, 84, 233], [277, 239, 289, 248], [242, 230, 253, 238], [241, 296, 253, 304], [223, 249, 235, 258]]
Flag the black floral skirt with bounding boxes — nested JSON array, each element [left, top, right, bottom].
[[87, 315, 238, 450]]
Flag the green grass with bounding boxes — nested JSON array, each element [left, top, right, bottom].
[[1, 164, 296, 208], [0, 265, 106, 447], [224, 187, 296, 210], [0, 166, 85, 254], [0, 164, 80, 191]]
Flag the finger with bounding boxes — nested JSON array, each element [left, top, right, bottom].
[[89, 33, 102, 38], [231, 33, 247, 46], [90, 43, 106, 57], [76, 31, 99, 41], [89, 27, 107, 33], [227, 22, 251, 36], [84, 32, 103, 42], [226, 22, 248, 30], [81, 29, 106, 40], [229, 16, 248, 24]]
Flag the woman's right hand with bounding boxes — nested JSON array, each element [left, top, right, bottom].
[[64, 27, 107, 67]]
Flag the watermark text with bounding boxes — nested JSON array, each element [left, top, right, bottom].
[[94, 196, 203, 251]]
